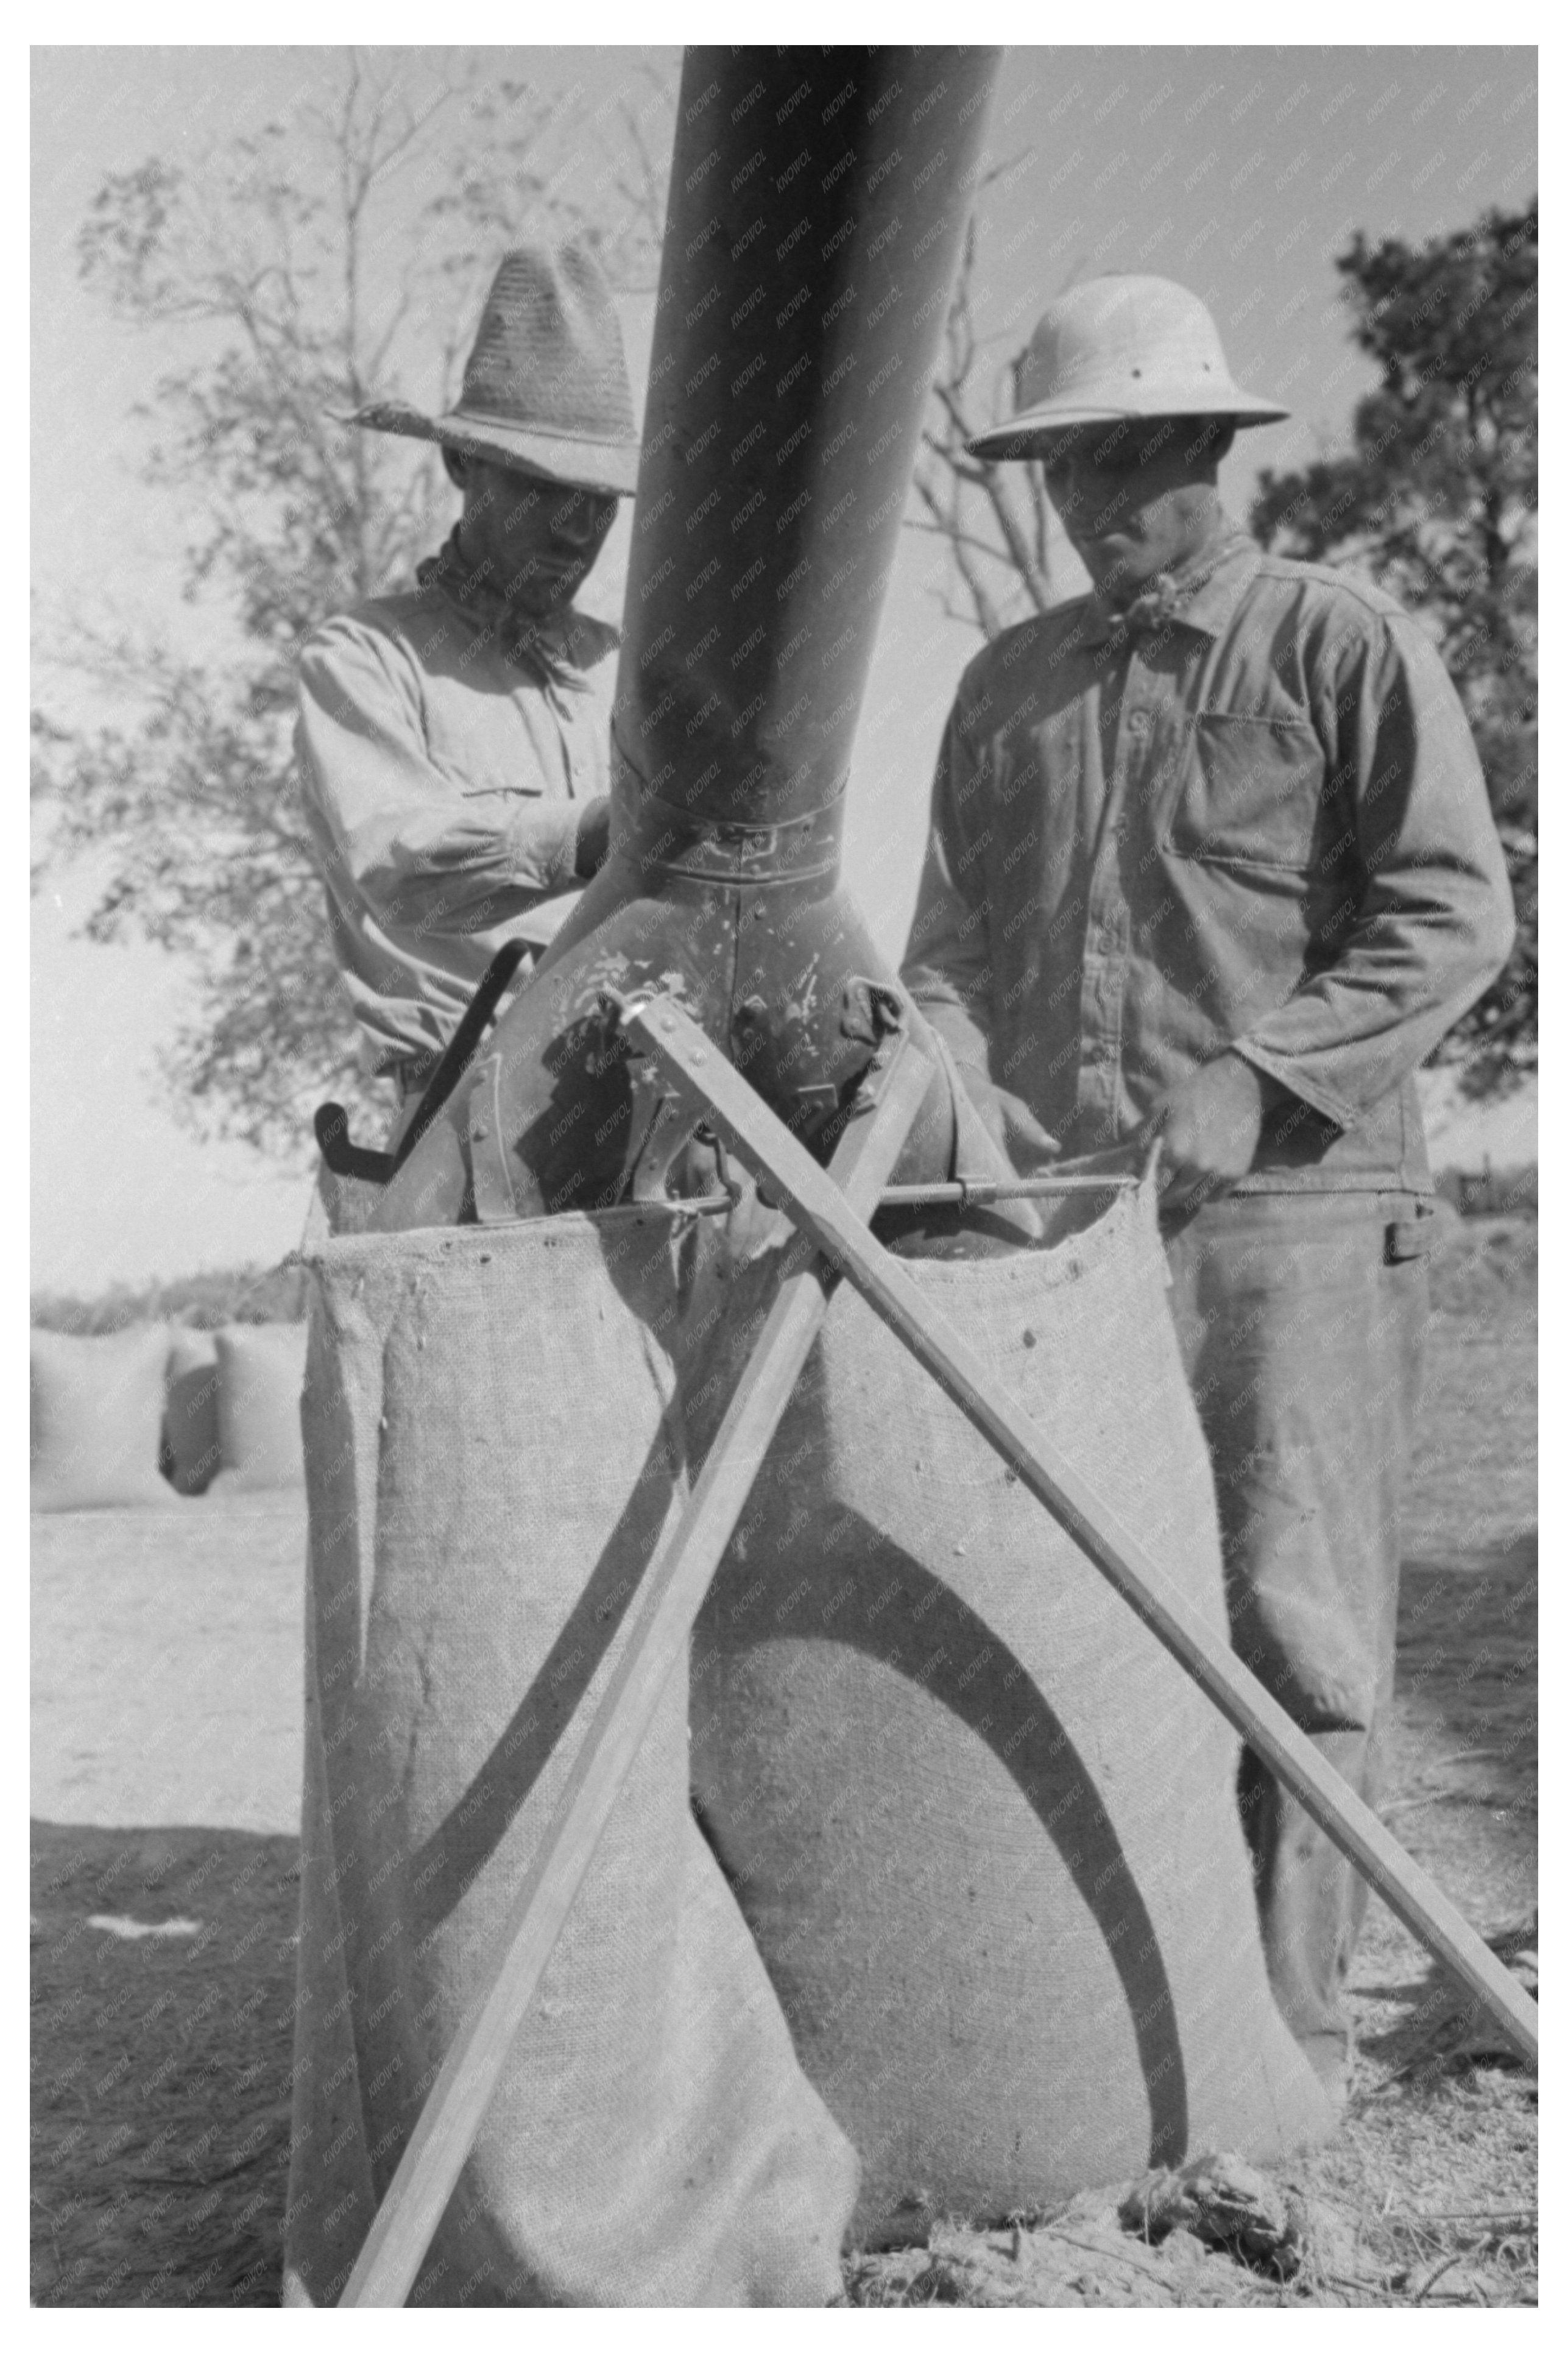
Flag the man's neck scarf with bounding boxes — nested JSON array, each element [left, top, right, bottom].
[[415, 528, 616, 689], [1086, 519, 1246, 647]]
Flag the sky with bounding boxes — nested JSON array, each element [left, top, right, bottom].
[[30, 43, 1539, 1290]]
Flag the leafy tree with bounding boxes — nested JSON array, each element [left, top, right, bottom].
[[1249, 202, 1538, 1091], [33, 49, 673, 1158]]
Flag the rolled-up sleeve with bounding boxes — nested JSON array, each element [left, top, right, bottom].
[[1231, 611, 1516, 1127], [296, 618, 585, 936], [900, 688, 999, 1075]]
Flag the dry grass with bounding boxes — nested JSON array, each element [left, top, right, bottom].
[[30, 1827, 298, 2307], [841, 2028, 1538, 2310]]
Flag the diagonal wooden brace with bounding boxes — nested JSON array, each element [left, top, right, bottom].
[[621, 990, 1541, 2076], [339, 1004, 935, 2306]]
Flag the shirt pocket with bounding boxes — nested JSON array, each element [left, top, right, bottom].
[[421, 725, 549, 801], [453, 779, 546, 804], [1164, 712, 1326, 872]]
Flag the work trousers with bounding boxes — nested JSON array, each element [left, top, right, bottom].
[[1162, 1191, 1433, 2079]]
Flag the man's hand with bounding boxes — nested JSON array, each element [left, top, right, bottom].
[[572, 795, 613, 880], [956, 1066, 1061, 1174], [1150, 1051, 1277, 1212]]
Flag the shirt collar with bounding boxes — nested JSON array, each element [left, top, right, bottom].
[[414, 529, 619, 685]]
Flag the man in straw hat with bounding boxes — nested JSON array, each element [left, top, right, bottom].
[[902, 274, 1515, 2101], [297, 239, 638, 1121]]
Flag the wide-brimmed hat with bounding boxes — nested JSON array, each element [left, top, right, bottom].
[[967, 274, 1288, 460], [347, 241, 640, 498]]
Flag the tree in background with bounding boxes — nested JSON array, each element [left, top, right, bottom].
[[909, 189, 1065, 637], [33, 49, 673, 1158], [1250, 202, 1538, 1092]]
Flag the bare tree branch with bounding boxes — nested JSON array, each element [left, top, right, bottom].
[[906, 204, 1059, 637]]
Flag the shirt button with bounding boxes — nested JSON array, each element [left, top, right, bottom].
[[1126, 711, 1151, 737]]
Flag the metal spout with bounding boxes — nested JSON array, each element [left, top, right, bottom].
[[374, 46, 1003, 1233]]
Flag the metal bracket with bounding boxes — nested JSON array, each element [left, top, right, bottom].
[[792, 1083, 841, 1123], [629, 1093, 707, 1204], [467, 1053, 519, 1224], [615, 1007, 709, 1204], [601, 978, 914, 1211]]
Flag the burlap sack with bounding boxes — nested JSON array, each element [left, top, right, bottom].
[[283, 1212, 859, 2308], [689, 1180, 1333, 2244], [163, 1329, 221, 1497], [30, 1324, 173, 1512], [210, 1323, 307, 1493]]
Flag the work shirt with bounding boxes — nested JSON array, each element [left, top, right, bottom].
[[902, 526, 1515, 1192], [296, 564, 618, 1079]]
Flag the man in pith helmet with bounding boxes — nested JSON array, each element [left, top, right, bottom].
[[902, 273, 1515, 2100], [297, 240, 638, 1123]]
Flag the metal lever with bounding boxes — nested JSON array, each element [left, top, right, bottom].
[[314, 940, 529, 1186], [313, 1101, 397, 1187]]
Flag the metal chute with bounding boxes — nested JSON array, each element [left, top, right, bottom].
[[373, 46, 1003, 1230]]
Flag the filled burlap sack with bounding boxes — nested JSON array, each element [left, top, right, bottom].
[[30, 1324, 173, 1512], [209, 1322, 307, 1493], [284, 1213, 859, 2309], [162, 1329, 222, 1497], [688, 1178, 1333, 2245]]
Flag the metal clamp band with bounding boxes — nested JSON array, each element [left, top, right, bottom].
[[615, 751, 848, 887]]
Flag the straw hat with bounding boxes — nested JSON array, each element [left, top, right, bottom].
[[967, 275, 1288, 459], [347, 241, 640, 498]]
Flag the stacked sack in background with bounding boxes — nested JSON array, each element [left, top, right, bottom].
[[28, 1323, 176, 1512], [30, 1278, 309, 1510], [163, 1325, 310, 1498]]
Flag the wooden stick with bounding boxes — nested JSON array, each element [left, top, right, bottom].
[[338, 1024, 934, 2305], [624, 993, 1541, 2073]]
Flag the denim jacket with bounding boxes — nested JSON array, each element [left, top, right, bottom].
[[901, 528, 1515, 1192]]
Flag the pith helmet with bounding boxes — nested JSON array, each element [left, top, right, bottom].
[[346, 240, 640, 498], [967, 274, 1288, 459]]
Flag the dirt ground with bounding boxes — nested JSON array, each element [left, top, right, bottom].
[[30, 1217, 1537, 2308]]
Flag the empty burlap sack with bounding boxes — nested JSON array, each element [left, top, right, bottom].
[[209, 1323, 307, 1492], [689, 1180, 1332, 2245], [284, 1214, 858, 2309], [163, 1329, 221, 1497], [30, 1324, 173, 1512]]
